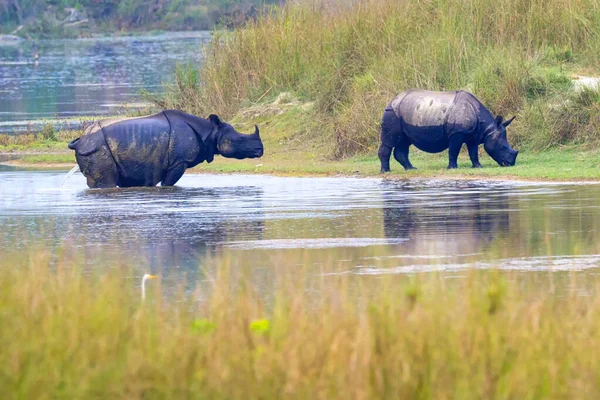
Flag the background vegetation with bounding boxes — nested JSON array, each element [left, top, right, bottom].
[[0, 0, 282, 37], [156, 0, 600, 158]]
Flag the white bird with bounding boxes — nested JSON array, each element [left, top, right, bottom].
[[141, 273, 158, 300]]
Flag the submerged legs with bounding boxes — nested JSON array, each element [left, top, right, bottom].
[[161, 164, 186, 186]]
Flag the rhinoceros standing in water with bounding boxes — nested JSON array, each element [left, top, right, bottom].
[[68, 111, 264, 188], [379, 90, 518, 172]]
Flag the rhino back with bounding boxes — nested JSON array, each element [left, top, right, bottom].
[[102, 113, 171, 186], [444, 91, 479, 137], [83, 116, 131, 136], [393, 91, 456, 152], [389, 90, 481, 152], [394, 90, 457, 127]]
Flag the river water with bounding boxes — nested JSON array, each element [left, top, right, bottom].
[[0, 32, 211, 133], [1, 168, 599, 294], [1, 31, 599, 295]]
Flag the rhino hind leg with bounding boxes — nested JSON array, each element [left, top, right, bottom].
[[393, 143, 416, 171], [378, 144, 392, 173], [76, 145, 119, 188], [380, 109, 416, 173]]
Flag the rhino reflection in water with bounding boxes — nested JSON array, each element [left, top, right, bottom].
[[69, 186, 265, 280], [382, 184, 511, 257], [379, 89, 518, 172], [68, 111, 264, 188]]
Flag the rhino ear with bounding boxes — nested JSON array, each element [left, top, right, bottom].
[[494, 115, 504, 127], [502, 116, 516, 127], [208, 114, 222, 127]]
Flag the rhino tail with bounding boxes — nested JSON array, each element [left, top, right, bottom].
[[68, 137, 80, 150], [67, 136, 100, 156]]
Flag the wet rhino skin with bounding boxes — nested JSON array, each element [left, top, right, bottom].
[[68, 111, 214, 188]]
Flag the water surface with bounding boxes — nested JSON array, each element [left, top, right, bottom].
[[2, 170, 599, 294], [0, 32, 211, 133]]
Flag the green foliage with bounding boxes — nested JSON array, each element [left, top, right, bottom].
[[515, 87, 600, 149]]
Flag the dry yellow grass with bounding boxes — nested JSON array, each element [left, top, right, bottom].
[[2, 249, 600, 398]]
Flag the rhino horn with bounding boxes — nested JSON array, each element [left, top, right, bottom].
[[253, 125, 260, 138]]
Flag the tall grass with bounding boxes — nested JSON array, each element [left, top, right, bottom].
[[3, 251, 600, 398], [157, 0, 600, 157]]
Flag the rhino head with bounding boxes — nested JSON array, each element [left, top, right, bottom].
[[209, 114, 264, 160], [483, 115, 518, 167]]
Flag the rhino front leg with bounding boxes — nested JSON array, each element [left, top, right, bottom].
[[447, 135, 464, 169], [394, 143, 416, 170], [466, 140, 482, 168], [378, 144, 392, 173], [161, 163, 187, 186]]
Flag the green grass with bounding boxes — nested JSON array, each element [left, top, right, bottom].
[[193, 146, 600, 181], [0, 141, 71, 153], [184, 103, 600, 181], [0, 127, 82, 153], [17, 153, 76, 164], [0, 129, 77, 167], [3, 251, 600, 398], [156, 0, 600, 158]]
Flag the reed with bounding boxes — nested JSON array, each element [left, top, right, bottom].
[[2, 251, 600, 398]]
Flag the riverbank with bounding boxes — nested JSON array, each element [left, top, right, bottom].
[[2, 97, 599, 181], [4, 151, 598, 182], [2, 100, 600, 181], [2, 130, 599, 182]]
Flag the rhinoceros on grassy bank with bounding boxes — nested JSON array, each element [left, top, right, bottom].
[[68, 111, 264, 188], [378, 89, 518, 172]]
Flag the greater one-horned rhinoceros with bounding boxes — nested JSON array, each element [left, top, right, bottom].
[[379, 89, 518, 172], [68, 111, 264, 188]]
